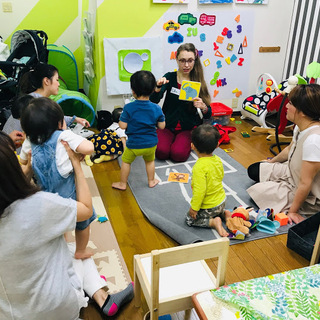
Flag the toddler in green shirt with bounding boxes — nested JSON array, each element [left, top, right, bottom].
[[186, 124, 231, 237]]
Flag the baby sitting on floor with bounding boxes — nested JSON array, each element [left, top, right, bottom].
[[186, 124, 231, 237]]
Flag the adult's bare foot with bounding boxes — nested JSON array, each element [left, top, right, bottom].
[[112, 182, 127, 191]]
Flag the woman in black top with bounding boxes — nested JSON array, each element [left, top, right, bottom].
[[150, 43, 211, 162]]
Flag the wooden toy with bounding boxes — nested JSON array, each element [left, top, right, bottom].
[[274, 212, 288, 226]]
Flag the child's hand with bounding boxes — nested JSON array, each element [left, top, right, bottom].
[[9, 130, 25, 147], [189, 207, 198, 220], [21, 150, 33, 179], [75, 117, 90, 128]]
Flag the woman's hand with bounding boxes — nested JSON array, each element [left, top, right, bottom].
[[287, 212, 305, 225], [193, 97, 208, 113], [189, 207, 198, 220], [155, 77, 169, 92], [75, 117, 90, 128]]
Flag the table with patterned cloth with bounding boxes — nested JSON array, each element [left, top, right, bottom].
[[192, 264, 320, 320]]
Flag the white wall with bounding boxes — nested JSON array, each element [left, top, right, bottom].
[[0, 1, 39, 40], [99, 0, 294, 112]]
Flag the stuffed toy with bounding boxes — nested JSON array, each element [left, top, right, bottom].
[[226, 207, 252, 240], [85, 129, 124, 166]]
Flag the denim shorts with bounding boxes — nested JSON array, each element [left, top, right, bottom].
[[76, 207, 97, 230]]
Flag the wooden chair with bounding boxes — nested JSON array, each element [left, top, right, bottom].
[[310, 225, 320, 265], [133, 238, 229, 320]]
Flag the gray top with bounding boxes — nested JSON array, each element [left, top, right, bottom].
[[0, 191, 83, 320]]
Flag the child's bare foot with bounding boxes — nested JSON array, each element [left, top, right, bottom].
[[74, 248, 94, 260], [112, 182, 127, 190], [210, 217, 229, 237], [224, 209, 232, 220], [148, 179, 159, 188]]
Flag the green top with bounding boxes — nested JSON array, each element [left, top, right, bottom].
[[191, 156, 225, 211], [150, 71, 212, 131]]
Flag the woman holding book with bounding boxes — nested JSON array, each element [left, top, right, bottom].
[[150, 43, 212, 162]]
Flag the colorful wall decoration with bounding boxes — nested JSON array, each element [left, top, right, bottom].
[[162, 10, 253, 101], [103, 37, 162, 95], [199, 0, 233, 4], [153, 0, 189, 3], [235, 0, 268, 4]]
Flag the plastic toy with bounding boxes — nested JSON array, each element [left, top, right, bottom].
[[249, 208, 281, 234], [306, 61, 320, 83], [256, 216, 280, 234], [241, 131, 250, 137], [226, 207, 252, 240], [241, 73, 284, 128], [97, 215, 108, 223], [274, 212, 288, 226]]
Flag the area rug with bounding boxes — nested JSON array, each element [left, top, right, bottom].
[[66, 163, 131, 294], [121, 148, 291, 245]]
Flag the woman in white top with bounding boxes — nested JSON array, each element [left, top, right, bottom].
[[247, 84, 320, 225], [0, 132, 133, 320]]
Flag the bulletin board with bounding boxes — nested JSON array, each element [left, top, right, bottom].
[[162, 10, 254, 102]]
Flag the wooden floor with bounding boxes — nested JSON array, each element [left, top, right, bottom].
[[82, 115, 308, 320]]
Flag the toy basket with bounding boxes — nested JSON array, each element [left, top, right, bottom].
[[287, 212, 320, 263], [210, 102, 233, 126]]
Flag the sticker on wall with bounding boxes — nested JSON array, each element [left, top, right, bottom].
[[199, 13, 216, 26], [104, 37, 162, 95], [199, 0, 233, 3], [154, 0, 189, 3], [179, 81, 201, 100], [235, 0, 268, 4], [168, 32, 184, 44], [163, 20, 180, 31], [118, 49, 151, 82], [178, 13, 197, 25], [163, 10, 253, 101]]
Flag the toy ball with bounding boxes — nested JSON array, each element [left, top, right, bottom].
[[266, 79, 273, 86], [265, 86, 272, 94]]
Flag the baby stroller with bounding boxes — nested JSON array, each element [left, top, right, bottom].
[[0, 29, 48, 128]]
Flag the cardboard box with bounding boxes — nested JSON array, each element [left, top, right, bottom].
[[286, 212, 320, 263], [210, 102, 233, 125]]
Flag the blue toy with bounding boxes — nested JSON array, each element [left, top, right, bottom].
[[97, 215, 108, 223]]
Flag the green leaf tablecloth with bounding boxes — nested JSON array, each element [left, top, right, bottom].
[[212, 264, 320, 320]]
